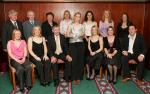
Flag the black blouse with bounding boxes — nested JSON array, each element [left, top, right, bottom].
[[103, 37, 120, 53]]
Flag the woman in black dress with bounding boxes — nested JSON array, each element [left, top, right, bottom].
[[88, 25, 103, 80], [28, 26, 51, 87], [104, 26, 121, 84], [117, 13, 132, 40]]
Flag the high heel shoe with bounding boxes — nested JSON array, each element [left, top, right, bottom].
[[86, 74, 90, 80]]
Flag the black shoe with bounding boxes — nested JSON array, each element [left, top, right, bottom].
[[108, 80, 113, 83], [46, 82, 51, 86], [40, 82, 46, 87], [54, 80, 59, 87], [113, 81, 117, 84]]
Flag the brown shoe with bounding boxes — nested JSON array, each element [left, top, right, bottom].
[[73, 80, 78, 85], [122, 78, 131, 83], [76, 80, 80, 84], [136, 80, 142, 85]]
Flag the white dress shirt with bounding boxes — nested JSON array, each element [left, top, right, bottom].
[[11, 20, 18, 28], [128, 34, 136, 54], [60, 19, 72, 35]]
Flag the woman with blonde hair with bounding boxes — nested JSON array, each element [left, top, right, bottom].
[[88, 26, 103, 80], [66, 12, 85, 85], [7, 29, 32, 93], [28, 26, 51, 87], [99, 10, 114, 37]]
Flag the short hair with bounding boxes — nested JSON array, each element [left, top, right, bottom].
[[46, 12, 54, 18], [12, 29, 21, 40], [129, 23, 137, 29], [8, 9, 18, 16], [84, 11, 95, 22], [32, 26, 42, 37], [52, 24, 60, 30], [27, 10, 35, 16]]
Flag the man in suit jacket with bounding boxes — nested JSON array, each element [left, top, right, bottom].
[[2, 9, 24, 51], [121, 24, 147, 84], [23, 10, 41, 40], [41, 12, 57, 41], [47, 25, 72, 87]]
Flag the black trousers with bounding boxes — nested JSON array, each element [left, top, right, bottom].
[[10, 59, 32, 90], [121, 53, 145, 80], [30, 58, 51, 83], [69, 42, 85, 80], [52, 53, 67, 81]]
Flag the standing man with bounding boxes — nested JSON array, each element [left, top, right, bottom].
[[23, 10, 41, 40], [2, 9, 24, 51]]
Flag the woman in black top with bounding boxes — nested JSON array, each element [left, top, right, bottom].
[[117, 13, 132, 39], [104, 26, 121, 84], [88, 26, 103, 80], [28, 26, 51, 87]]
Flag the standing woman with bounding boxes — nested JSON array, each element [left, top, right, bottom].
[[7, 29, 32, 93], [104, 26, 121, 84], [83, 11, 97, 80], [66, 12, 85, 85], [60, 10, 72, 36], [117, 13, 132, 40], [28, 26, 51, 86], [88, 26, 103, 80], [99, 10, 114, 37]]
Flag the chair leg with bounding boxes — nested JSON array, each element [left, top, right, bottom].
[[32, 67, 35, 84], [12, 72, 16, 91], [100, 67, 103, 79]]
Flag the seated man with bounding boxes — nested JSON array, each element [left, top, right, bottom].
[[47, 25, 72, 87], [121, 24, 147, 85]]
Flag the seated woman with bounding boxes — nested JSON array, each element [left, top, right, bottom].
[[28, 26, 51, 87], [103, 26, 121, 84], [7, 29, 32, 93], [88, 26, 103, 80]]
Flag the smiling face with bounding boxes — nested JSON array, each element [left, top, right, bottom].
[[9, 13, 18, 21], [104, 10, 110, 18], [32, 26, 41, 37], [12, 29, 21, 40], [74, 13, 81, 23], [53, 26, 60, 36], [122, 14, 128, 22], [107, 27, 114, 36], [27, 11, 35, 20], [91, 26, 98, 36], [47, 14, 53, 22], [129, 25, 137, 36], [64, 11, 70, 20], [87, 12, 92, 21]]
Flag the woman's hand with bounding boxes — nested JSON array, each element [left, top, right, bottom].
[[35, 56, 41, 61], [107, 54, 113, 59], [90, 52, 95, 56], [43, 55, 49, 61]]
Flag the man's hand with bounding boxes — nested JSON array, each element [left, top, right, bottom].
[[51, 56, 57, 64], [138, 54, 144, 62], [122, 51, 128, 56], [66, 55, 72, 62]]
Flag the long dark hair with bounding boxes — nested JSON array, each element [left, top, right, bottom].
[[84, 11, 95, 22]]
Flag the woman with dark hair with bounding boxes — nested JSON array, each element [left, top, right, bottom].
[[117, 13, 132, 39], [104, 26, 121, 84], [28, 26, 51, 87], [83, 10, 97, 80], [7, 29, 32, 93]]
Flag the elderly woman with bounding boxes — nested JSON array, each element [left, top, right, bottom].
[[28, 26, 51, 87], [7, 29, 32, 93]]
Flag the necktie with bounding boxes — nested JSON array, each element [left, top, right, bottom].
[[14, 21, 18, 28], [31, 21, 34, 25], [55, 36, 62, 55]]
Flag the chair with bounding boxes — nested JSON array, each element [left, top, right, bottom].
[[8, 57, 36, 91], [100, 66, 107, 79], [128, 59, 137, 74]]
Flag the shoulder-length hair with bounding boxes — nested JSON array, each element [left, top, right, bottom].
[[32, 26, 42, 37], [12, 29, 22, 40], [73, 12, 82, 23], [102, 10, 112, 23], [63, 10, 71, 20]]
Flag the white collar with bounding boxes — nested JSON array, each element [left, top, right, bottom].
[[128, 33, 136, 39]]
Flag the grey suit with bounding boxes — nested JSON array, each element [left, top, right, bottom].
[[23, 20, 41, 40]]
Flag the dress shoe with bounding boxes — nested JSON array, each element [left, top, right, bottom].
[[40, 83, 46, 87], [122, 78, 131, 83], [46, 82, 51, 86], [113, 80, 117, 84], [54, 80, 59, 87]]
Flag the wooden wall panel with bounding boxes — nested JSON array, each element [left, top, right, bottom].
[[3, 2, 145, 34]]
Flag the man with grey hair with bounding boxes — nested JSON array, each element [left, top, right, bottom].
[[2, 9, 24, 51], [23, 10, 41, 40]]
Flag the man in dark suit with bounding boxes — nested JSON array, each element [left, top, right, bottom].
[[2, 9, 24, 51], [23, 10, 41, 40], [47, 25, 72, 87], [41, 12, 57, 41], [121, 24, 147, 84]]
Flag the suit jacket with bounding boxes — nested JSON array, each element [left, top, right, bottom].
[[47, 34, 68, 58], [122, 34, 147, 56], [23, 20, 41, 40], [2, 20, 24, 49], [41, 21, 57, 41]]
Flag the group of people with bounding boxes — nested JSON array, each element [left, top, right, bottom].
[[2, 9, 147, 94]]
